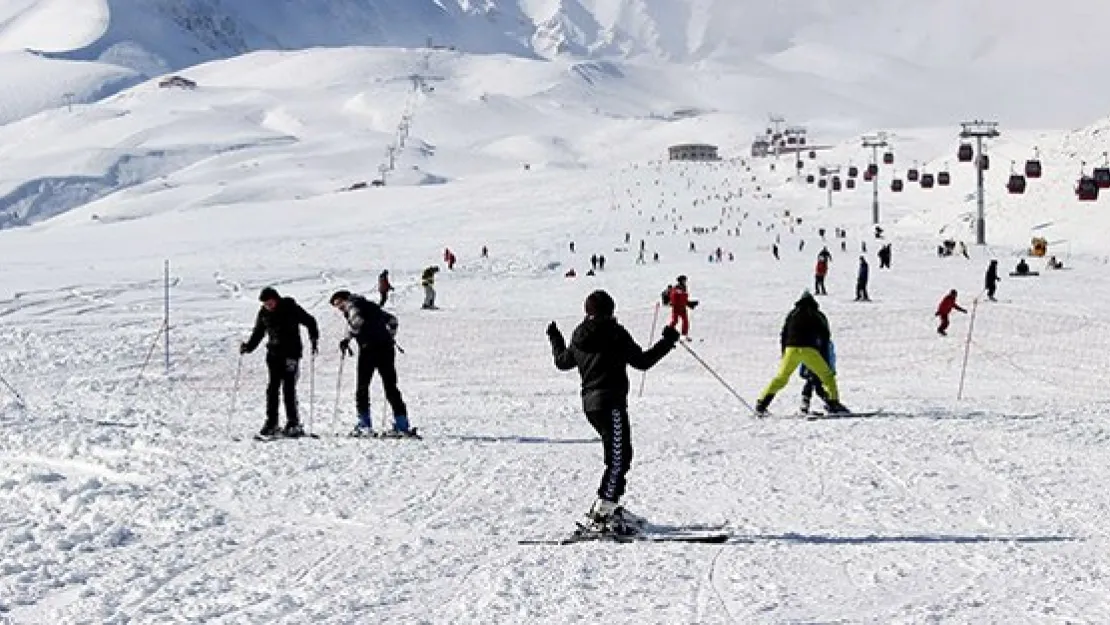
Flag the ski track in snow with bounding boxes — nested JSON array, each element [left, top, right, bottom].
[[2, 156, 1110, 623]]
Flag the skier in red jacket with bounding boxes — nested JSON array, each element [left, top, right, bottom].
[[935, 289, 967, 336], [665, 275, 698, 339]]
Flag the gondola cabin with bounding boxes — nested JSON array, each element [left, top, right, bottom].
[[868, 163, 879, 176], [979, 154, 991, 170], [958, 143, 974, 162], [882, 152, 894, 165], [891, 179, 904, 192], [937, 171, 951, 186], [1007, 174, 1027, 194], [846, 178, 856, 189], [805, 174, 815, 184], [818, 178, 828, 189], [832, 176, 842, 191], [848, 165, 859, 178], [1094, 167, 1110, 189], [1025, 159, 1042, 178], [863, 170, 874, 182], [809, 150, 817, 159], [1077, 176, 1099, 200], [907, 168, 920, 182], [920, 173, 935, 188]]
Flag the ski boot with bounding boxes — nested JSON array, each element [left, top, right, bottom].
[[581, 499, 638, 537], [754, 394, 774, 417], [259, 422, 279, 437], [382, 415, 420, 438], [350, 410, 373, 437], [283, 423, 305, 438], [612, 505, 648, 533], [824, 400, 851, 415], [799, 395, 811, 415]]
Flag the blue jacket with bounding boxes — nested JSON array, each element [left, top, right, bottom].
[[858, 261, 870, 281]]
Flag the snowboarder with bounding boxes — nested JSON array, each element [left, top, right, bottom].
[[546, 290, 680, 535], [329, 290, 413, 436], [814, 257, 829, 295], [985, 260, 1000, 301], [855, 256, 870, 301], [935, 289, 967, 336], [665, 275, 699, 339], [754, 292, 847, 415], [421, 266, 439, 309], [240, 287, 319, 437], [377, 270, 393, 307]]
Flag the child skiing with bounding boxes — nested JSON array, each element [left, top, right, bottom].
[[755, 291, 847, 415], [800, 340, 835, 414], [935, 289, 967, 336], [547, 290, 680, 536]]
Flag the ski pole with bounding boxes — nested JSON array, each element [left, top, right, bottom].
[[638, 303, 661, 397], [309, 353, 317, 435], [0, 370, 25, 408], [332, 352, 346, 434], [678, 341, 758, 415], [228, 353, 243, 439]]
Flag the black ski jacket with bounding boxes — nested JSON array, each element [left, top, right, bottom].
[[343, 296, 398, 348], [780, 296, 831, 351], [551, 317, 675, 411], [244, 297, 319, 359]]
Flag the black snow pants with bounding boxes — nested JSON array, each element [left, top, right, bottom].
[[265, 353, 300, 428], [355, 344, 407, 418], [585, 406, 634, 503]]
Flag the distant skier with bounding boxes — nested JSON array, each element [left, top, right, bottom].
[[329, 290, 413, 437], [664, 275, 698, 339], [814, 257, 829, 295], [240, 287, 319, 437], [377, 270, 393, 307], [754, 291, 847, 415], [772, 243, 780, 260], [935, 289, 967, 336], [598, 254, 606, 271], [481, 245, 489, 258], [855, 256, 870, 301], [878, 244, 892, 269], [546, 290, 680, 535], [818, 246, 833, 263], [421, 265, 440, 309], [985, 260, 1000, 301], [590, 254, 599, 271]]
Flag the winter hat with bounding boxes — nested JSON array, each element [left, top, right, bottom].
[[584, 290, 616, 318], [259, 287, 280, 302], [796, 290, 817, 307], [329, 290, 352, 306]]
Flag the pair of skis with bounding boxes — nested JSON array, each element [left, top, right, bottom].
[[521, 522, 730, 545]]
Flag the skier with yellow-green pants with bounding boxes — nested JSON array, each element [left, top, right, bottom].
[[755, 291, 849, 416]]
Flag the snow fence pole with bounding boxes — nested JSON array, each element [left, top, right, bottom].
[[957, 297, 980, 401], [638, 303, 661, 397], [0, 371, 26, 408], [228, 353, 243, 439], [679, 340, 758, 416]]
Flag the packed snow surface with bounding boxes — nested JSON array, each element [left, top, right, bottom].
[[2, 8, 1110, 623]]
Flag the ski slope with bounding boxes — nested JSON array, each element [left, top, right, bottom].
[[3, 23, 1110, 624]]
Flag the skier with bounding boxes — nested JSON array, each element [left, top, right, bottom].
[[377, 270, 393, 307], [598, 255, 606, 270], [665, 275, 699, 339], [240, 287, 319, 437], [754, 291, 847, 416], [855, 256, 870, 301], [818, 246, 833, 263], [546, 290, 680, 535], [481, 245, 489, 258], [985, 260, 1000, 301], [935, 289, 967, 336], [799, 339, 836, 414], [590, 254, 599, 271], [329, 290, 414, 437], [878, 244, 892, 269], [772, 243, 780, 260], [421, 265, 439, 309], [814, 257, 829, 295]]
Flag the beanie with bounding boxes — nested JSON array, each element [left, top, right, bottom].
[[584, 290, 615, 318], [259, 287, 280, 302]]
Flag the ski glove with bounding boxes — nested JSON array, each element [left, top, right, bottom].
[[339, 338, 354, 356], [239, 342, 251, 355], [311, 340, 319, 355], [545, 321, 561, 339], [688, 300, 700, 309], [661, 325, 680, 343]]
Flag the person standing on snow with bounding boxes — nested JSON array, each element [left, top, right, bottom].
[[547, 290, 680, 535], [329, 290, 414, 437], [377, 270, 394, 307], [240, 287, 319, 437], [754, 291, 847, 416], [935, 289, 967, 336], [814, 256, 829, 295], [818, 246, 833, 263], [665, 275, 699, 339], [421, 265, 439, 309], [855, 256, 870, 301], [985, 260, 1000, 301]]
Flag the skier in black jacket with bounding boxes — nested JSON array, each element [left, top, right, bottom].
[[754, 291, 848, 416], [547, 289, 679, 535], [240, 287, 319, 437], [329, 290, 414, 437]]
